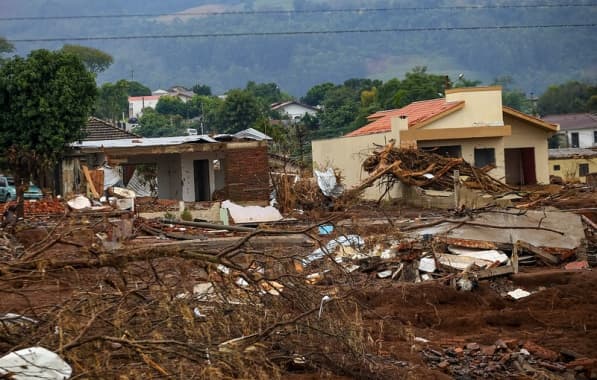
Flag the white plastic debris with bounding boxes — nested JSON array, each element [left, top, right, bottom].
[[0, 313, 37, 324], [235, 277, 249, 287], [520, 348, 530, 356], [507, 288, 531, 300], [448, 247, 509, 264], [377, 270, 393, 279], [193, 283, 215, 301], [314, 168, 344, 198], [217, 265, 230, 275], [414, 337, 430, 343], [418, 257, 437, 273], [66, 195, 91, 210], [193, 307, 206, 319], [0, 346, 72, 380], [422, 173, 434, 179], [221, 200, 283, 224], [318, 295, 332, 319], [303, 235, 364, 265]]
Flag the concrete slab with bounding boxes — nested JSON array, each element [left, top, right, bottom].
[[415, 210, 585, 251]]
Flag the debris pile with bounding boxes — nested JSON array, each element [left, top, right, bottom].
[[423, 339, 597, 378], [360, 141, 512, 194]]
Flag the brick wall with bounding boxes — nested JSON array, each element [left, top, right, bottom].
[[224, 145, 270, 203]]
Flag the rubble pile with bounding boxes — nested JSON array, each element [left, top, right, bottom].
[[361, 141, 512, 194], [0, 185, 595, 378], [423, 339, 597, 379]]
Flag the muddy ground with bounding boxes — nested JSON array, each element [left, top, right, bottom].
[[0, 207, 595, 379]]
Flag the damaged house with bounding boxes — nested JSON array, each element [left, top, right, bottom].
[[60, 118, 271, 203], [312, 86, 559, 200]]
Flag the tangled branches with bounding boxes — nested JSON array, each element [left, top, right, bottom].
[[0, 219, 401, 379]]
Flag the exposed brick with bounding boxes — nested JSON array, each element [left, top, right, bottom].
[[223, 145, 270, 203]]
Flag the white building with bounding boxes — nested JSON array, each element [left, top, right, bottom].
[[543, 113, 597, 148], [128, 95, 164, 119], [271, 101, 318, 122]]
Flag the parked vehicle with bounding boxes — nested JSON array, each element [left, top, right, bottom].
[[0, 175, 43, 202]]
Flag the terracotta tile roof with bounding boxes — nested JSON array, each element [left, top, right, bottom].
[[346, 98, 464, 137], [543, 113, 597, 131], [84, 117, 140, 141]]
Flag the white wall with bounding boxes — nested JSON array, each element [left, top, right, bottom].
[[280, 104, 317, 120], [565, 129, 597, 148], [129, 97, 161, 118], [180, 152, 221, 202]]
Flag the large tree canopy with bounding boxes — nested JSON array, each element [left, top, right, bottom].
[[94, 80, 151, 121], [0, 49, 97, 187], [61, 44, 114, 74], [537, 81, 597, 116], [217, 89, 263, 133], [0, 37, 13, 56]]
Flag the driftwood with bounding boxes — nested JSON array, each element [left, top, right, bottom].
[[360, 141, 513, 194]]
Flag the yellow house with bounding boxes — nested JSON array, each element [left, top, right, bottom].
[[549, 148, 597, 183], [312, 86, 559, 199]]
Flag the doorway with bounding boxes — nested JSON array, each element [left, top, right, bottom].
[[504, 148, 536, 186], [193, 159, 211, 201]]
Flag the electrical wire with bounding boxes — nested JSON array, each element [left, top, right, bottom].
[[7, 23, 596, 43], [1, 3, 596, 21]]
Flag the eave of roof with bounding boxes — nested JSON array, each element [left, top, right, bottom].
[[502, 106, 558, 132]]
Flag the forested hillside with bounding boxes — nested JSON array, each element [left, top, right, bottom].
[[1, 0, 596, 96]]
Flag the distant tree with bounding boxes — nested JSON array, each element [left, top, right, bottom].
[[0, 37, 14, 56], [134, 108, 186, 137], [94, 80, 151, 121], [537, 81, 597, 116], [302, 82, 335, 106], [61, 44, 113, 74], [0, 49, 96, 215], [95, 81, 129, 121], [217, 89, 263, 133], [245, 81, 290, 106], [453, 76, 482, 88], [492, 76, 533, 114], [126, 81, 151, 96], [195, 95, 223, 133], [393, 66, 446, 107], [192, 83, 212, 96], [156, 96, 187, 117]]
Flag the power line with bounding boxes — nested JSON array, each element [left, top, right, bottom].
[[7, 23, 597, 43], [1, 3, 596, 21]]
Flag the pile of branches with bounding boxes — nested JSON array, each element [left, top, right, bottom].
[[0, 220, 404, 379], [361, 141, 512, 195]]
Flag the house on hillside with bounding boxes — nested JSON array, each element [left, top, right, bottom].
[[312, 86, 559, 200], [271, 101, 318, 123], [549, 148, 597, 183], [61, 127, 272, 203], [543, 113, 597, 148], [128, 87, 196, 120], [128, 95, 164, 119], [168, 86, 195, 102]]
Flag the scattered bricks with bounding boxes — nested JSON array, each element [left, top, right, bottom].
[[454, 347, 464, 356], [481, 345, 496, 356], [466, 342, 480, 351], [564, 260, 590, 270], [523, 341, 559, 361]]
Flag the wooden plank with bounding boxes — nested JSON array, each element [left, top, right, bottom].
[[81, 164, 100, 199]]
